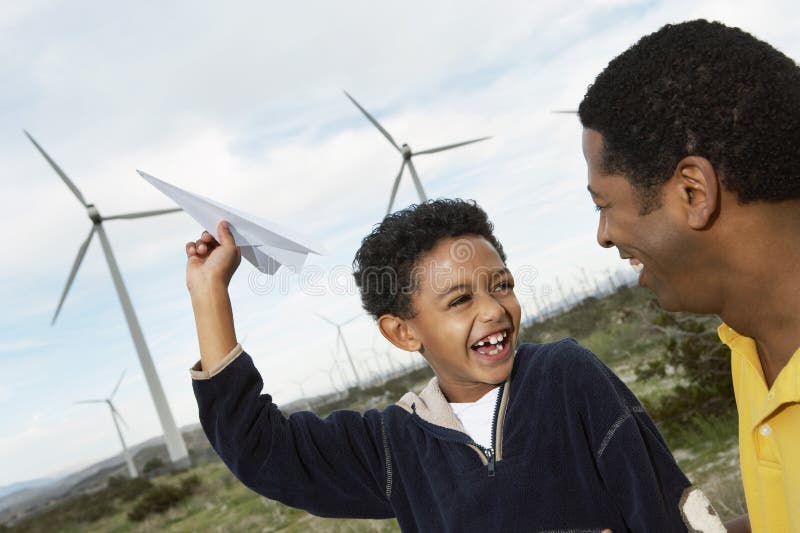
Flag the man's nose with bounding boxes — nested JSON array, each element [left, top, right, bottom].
[[596, 213, 614, 248]]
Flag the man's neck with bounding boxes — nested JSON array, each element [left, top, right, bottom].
[[718, 202, 800, 387]]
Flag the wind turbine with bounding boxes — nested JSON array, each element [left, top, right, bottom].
[[368, 333, 398, 375], [75, 371, 138, 478], [344, 91, 491, 214], [288, 379, 313, 412], [316, 312, 363, 389], [25, 131, 190, 468]]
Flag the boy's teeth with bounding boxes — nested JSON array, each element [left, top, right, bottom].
[[631, 263, 644, 274], [473, 330, 508, 350]]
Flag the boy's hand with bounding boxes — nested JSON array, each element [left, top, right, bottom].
[[186, 220, 240, 367], [186, 220, 242, 293]]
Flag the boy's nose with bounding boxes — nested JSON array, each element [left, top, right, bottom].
[[477, 293, 505, 322]]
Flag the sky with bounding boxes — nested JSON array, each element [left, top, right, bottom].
[[1, 0, 798, 488]]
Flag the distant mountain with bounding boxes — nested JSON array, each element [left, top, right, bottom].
[[0, 478, 56, 500], [0, 423, 208, 525]]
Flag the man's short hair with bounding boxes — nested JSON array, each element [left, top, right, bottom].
[[579, 19, 800, 213], [353, 199, 506, 320]]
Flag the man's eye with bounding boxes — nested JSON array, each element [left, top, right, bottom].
[[493, 281, 514, 292], [449, 295, 470, 307]]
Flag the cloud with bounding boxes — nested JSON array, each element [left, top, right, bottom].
[[2, 0, 800, 488]]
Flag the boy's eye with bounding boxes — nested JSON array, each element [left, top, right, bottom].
[[594, 204, 604, 212]]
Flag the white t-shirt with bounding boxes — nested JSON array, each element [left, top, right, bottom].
[[449, 386, 499, 450]]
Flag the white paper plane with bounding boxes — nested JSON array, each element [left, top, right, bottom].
[[138, 170, 325, 274]]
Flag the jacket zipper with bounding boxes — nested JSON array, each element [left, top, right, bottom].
[[487, 382, 502, 476], [411, 383, 504, 477]]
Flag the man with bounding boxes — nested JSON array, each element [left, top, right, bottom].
[[578, 19, 800, 533]]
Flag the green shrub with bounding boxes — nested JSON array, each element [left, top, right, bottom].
[[180, 474, 202, 494], [107, 474, 153, 501], [128, 484, 184, 522], [143, 457, 166, 474], [127, 475, 202, 522], [635, 312, 736, 441]]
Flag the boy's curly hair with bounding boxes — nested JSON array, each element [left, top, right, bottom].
[[353, 199, 506, 320], [579, 19, 800, 213]]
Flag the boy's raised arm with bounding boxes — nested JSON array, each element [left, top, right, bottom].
[[184, 221, 394, 519], [185, 221, 241, 370]]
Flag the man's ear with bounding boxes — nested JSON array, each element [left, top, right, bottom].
[[673, 156, 720, 229], [378, 314, 423, 353]]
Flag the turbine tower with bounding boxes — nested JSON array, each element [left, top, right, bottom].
[[25, 131, 190, 468], [316, 313, 363, 389], [76, 371, 138, 478], [344, 91, 491, 214]]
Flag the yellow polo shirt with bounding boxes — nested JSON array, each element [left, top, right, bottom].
[[718, 324, 800, 533]]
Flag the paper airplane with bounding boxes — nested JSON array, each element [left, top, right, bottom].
[[138, 170, 325, 274]]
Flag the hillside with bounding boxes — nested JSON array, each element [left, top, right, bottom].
[[3, 286, 744, 531]]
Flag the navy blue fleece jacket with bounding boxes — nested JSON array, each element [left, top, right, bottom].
[[192, 338, 719, 532]]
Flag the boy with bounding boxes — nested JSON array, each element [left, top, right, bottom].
[[578, 20, 800, 533], [186, 199, 722, 532]]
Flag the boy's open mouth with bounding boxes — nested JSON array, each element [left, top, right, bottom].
[[470, 329, 510, 357]]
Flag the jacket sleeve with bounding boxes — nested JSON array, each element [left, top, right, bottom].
[[192, 349, 394, 519], [567, 341, 723, 533]]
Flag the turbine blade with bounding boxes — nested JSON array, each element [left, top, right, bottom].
[[387, 160, 406, 215], [341, 313, 361, 326], [24, 131, 88, 206], [315, 312, 338, 327], [53, 226, 96, 325], [74, 399, 105, 404], [551, 110, 577, 114], [111, 404, 129, 429], [110, 370, 126, 399], [343, 91, 401, 152], [405, 159, 427, 203], [413, 136, 491, 156], [103, 207, 182, 221]]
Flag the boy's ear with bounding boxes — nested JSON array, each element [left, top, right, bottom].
[[378, 314, 423, 353], [672, 156, 720, 229]]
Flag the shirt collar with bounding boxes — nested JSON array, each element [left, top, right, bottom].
[[719, 323, 800, 403]]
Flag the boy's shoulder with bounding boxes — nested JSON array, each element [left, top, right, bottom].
[[515, 338, 606, 373], [513, 338, 617, 394]]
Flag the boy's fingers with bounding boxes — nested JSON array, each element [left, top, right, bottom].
[[217, 220, 235, 248], [200, 231, 215, 244], [186, 242, 196, 256]]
